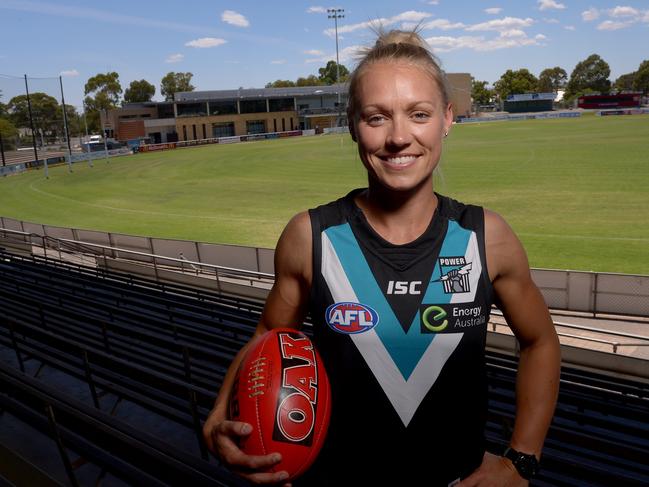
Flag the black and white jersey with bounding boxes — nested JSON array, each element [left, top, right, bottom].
[[298, 188, 494, 486]]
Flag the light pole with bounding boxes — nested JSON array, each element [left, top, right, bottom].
[[327, 8, 344, 127]]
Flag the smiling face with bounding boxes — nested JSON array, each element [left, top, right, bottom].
[[351, 61, 453, 194]]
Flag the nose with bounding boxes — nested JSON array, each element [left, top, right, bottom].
[[386, 116, 413, 148]]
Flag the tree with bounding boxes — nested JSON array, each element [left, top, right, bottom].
[[493, 69, 539, 101], [7, 93, 61, 142], [0, 118, 19, 150], [613, 72, 636, 92], [538, 67, 567, 93], [565, 54, 611, 100], [0, 89, 6, 118], [632, 60, 649, 94], [84, 72, 122, 132], [160, 72, 195, 101], [265, 80, 296, 88], [318, 61, 350, 85], [471, 79, 493, 106], [123, 79, 155, 104], [296, 75, 323, 87]]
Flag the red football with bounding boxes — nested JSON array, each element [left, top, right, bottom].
[[229, 328, 331, 480]]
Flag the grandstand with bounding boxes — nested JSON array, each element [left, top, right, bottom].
[[1, 225, 648, 486]]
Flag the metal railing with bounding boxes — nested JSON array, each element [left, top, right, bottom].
[[0, 228, 274, 292], [490, 310, 649, 354], [2, 226, 648, 355]]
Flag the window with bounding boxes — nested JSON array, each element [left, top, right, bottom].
[[269, 98, 294, 112], [208, 100, 238, 115], [182, 125, 187, 140], [240, 99, 267, 114], [157, 103, 175, 119], [213, 122, 235, 137], [273, 119, 277, 132], [282, 118, 286, 131], [192, 125, 197, 140], [202, 124, 206, 139], [290, 117, 294, 130], [246, 120, 266, 134], [177, 102, 207, 117]]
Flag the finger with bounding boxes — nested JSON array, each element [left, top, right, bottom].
[[238, 470, 290, 485], [218, 420, 253, 438]]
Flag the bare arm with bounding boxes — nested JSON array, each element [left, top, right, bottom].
[[460, 210, 560, 486], [202, 212, 312, 485], [486, 210, 560, 458]]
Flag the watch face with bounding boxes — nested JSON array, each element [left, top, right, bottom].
[[518, 455, 539, 477], [505, 448, 539, 479]]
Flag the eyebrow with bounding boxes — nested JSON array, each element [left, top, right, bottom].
[[361, 101, 437, 112]]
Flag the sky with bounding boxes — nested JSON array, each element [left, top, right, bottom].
[[1, 0, 648, 108]]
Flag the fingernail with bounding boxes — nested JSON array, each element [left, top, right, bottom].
[[272, 453, 282, 463], [278, 472, 289, 481], [241, 424, 251, 434]]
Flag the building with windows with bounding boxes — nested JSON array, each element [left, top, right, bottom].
[[102, 74, 471, 144]]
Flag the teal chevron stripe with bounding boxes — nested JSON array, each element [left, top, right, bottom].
[[423, 220, 472, 304], [324, 220, 472, 380]]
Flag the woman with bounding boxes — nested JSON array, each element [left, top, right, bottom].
[[203, 30, 560, 487]]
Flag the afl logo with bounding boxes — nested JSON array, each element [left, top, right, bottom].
[[325, 302, 379, 335]]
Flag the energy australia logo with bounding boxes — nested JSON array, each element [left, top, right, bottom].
[[434, 256, 472, 294]]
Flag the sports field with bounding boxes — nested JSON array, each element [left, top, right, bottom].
[[1, 114, 648, 274]]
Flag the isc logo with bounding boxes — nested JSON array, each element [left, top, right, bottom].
[[325, 302, 379, 335], [387, 280, 422, 295]]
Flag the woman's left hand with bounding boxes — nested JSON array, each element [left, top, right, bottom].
[[456, 452, 529, 487]]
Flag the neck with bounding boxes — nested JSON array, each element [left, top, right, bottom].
[[355, 177, 438, 245]]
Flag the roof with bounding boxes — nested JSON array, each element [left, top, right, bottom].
[[174, 84, 348, 102]]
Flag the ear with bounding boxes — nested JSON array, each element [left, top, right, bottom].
[[443, 102, 453, 136]]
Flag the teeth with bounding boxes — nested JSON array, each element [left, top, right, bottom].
[[386, 156, 417, 165]]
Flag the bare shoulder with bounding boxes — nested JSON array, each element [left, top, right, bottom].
[[275, 211, 312, 280], [483, 208, 529, 282]]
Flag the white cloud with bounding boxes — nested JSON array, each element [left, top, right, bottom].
[[271, 60, 286, 64], [60, 69, 79, 77], [565, 25, 576, 31], [608, 6, 639, 18], [305, 45, 361, 64], [324, 10, 432, 37], [307, 6, 326, 13], [165, 53, 184, 63], [485, 8, 502, 15], [425, 32, 539, 52], [426, 0, 439, 4], [500, 29, 526, 38], [582, 8, 599, 21], [535, 33, 547, 39], [543, 18, 560, 24], [419, 19, 466, 31], [466, 17, 534, 32], [185, 37, 227, 48], [304, 49, 324, 55], [538, 0, 566, 11], [221, 10, 249, 27], [597, 20, 631, 30]]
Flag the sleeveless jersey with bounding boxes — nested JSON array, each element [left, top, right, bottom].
[[299, 189, 494, 486]]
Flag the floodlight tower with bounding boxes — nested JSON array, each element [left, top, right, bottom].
[[327, 8, 344, 126]]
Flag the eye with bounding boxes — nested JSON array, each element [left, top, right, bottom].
[[366, 114, 386, 126], [412, 111, 430, 121]]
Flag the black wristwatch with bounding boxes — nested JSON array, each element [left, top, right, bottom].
[[503, 447, 540, 479]]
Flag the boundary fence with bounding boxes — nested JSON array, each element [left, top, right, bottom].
[[1, 216, 647, 319]]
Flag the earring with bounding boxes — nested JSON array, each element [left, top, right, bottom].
[[444, 131, 448, 138]]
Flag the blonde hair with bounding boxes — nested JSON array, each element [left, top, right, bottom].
[[346, 29, 450, 123]]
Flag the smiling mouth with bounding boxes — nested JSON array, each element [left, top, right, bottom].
[[382, 155, 419, 166]]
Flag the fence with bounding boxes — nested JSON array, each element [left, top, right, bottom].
[[2, 216, 648, 318]]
